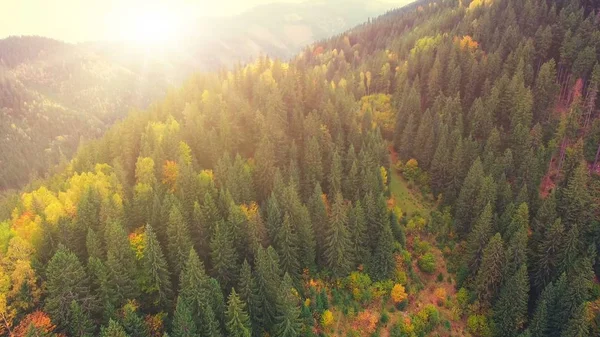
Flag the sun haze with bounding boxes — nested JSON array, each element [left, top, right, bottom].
[[0, 0, 303, 43]]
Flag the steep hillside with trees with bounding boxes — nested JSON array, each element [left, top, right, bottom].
[[0, 0, 599, 336]]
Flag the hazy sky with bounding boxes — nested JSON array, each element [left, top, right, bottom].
[[0, 0, 306, 42]]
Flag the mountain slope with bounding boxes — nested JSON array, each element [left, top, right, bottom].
[[0, 0, 599, 336], [0, 0, 412, 192]]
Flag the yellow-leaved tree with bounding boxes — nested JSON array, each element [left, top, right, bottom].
[[391, 283, 408, 304]]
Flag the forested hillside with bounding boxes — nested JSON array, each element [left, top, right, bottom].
[[0, 0, 600, 336], [0, 1, 408, 192], [0, 36, 169, 191]]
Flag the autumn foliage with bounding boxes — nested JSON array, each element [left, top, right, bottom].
[[391, 283, 408, 304], [12, 311, 56, 337]]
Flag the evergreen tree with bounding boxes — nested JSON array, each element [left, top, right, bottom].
[[348, 200, 369, 268], [179, 249, 222, 337], [559, 164, 591, 233], [253, 246, 282, 331], [101, 319, 129, 337], [68, 300, 95, 337], [141, 224, 172, 310], [274, 213, 300, 279], [210, 220, 239, 291], [86, 227, 103, 260], [105, 222, 139, 307], [273, 273, 302, 337], [533, 219, 564, 289], [370, 211, 395, 281], [455, 158, 485, 236], [172, 296, 197, 337], [121, 302, 149, 337], [493, 264, 529, 337], [45, 245, 92, 330], [328, 149, 343, 195], [308, 183, 328, 265], [475, 234, 505, 306], [465, 203, 494, 274], [167, 204, 193, 277], [225, 288, 252, 337], [324, 193, 352, 277]]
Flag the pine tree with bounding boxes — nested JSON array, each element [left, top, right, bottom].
[[210, 220, 239, 291], [142, 224, 172, 310], [167, 204, 193, 277], [172, 296, 197, 337], [45, 245, 92, 330], [475, 234, 505, 306], [105, 222, 139, 307], [225, 288, 252, 337], [493, 264, 529, 337], [274, 212, 300, 279], [324, 193, 352, 277]]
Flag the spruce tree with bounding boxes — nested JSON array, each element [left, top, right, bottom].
[[370, 212, 395, 281], [493, 264, 529, 337], [121, 302, 149, 337], [101, 319, 129, 337], [105, 222, 139, 307], [465, 203, 494, 273], [178, 248, 223, 337], [225, 288, 252, 337], [274, 273, 302, 337], [167, 204, 193, 277], [475, 234, 505, 306], [274, 212, 300, 279], [68, 300, 95, 337], [324, 193, 352, 277], [328, 149, 343, 195], [253, 246, 282, 331], [455, 158, 485, 236], [533, 219, 564, 289], [172, 296, 197, 337], [210, 220, 239, 291], [308, 183, 328, 265], [348, 200, 369, 268], [142, 224, 172, 310]]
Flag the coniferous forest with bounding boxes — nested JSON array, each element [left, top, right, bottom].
[[1, 0, 600, 336]]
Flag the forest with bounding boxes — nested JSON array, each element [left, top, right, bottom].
[[0, 0, 600, 336]]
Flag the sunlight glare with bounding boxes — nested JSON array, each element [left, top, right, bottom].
[[119, 8, 183, 47]]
